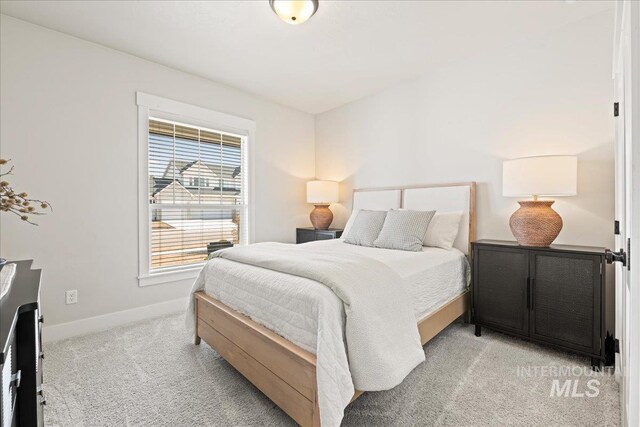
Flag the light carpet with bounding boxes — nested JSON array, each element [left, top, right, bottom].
[[43, 313, 620, 426]]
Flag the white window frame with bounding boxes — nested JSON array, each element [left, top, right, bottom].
[[137, 92, 255, 287]]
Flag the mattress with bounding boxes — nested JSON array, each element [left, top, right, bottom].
[[200, 239, 469, 355]]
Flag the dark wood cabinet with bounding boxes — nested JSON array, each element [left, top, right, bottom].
[[472, 240, 606, 368], [296, 228, 343, 244], [474, 246, 530, 336], [1, 261, 44, 427]]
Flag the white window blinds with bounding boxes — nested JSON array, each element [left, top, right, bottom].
[[148, 118, 247, 271]]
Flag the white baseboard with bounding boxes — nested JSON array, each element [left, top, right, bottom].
[[43, 297, 188, 343]]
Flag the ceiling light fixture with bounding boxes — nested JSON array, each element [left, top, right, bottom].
[[269, 0, 319, 25]]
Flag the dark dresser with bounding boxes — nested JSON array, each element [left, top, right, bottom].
[[0, 261, 44, 427], [296, 227, 343, 244], [472, 240, 607, 368]]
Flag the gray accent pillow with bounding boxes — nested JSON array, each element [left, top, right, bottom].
[[343, 210, 387, 247], [373, 210, 436, 251]]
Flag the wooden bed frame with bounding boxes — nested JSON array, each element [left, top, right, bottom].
[[194, 182, 476, 427]]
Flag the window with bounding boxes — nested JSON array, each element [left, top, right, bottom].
[[148, 118, 247, 271], [188, 177, 210, 187], [137, 92, 253, 286]]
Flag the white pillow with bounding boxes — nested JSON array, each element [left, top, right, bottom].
[[342, 209, 360, 237], [423, 211, 463, 250], [373, 209, 436, 252], [343, 210, 387, 247]]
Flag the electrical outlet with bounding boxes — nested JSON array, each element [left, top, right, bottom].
[[65, 289, 78, 305]]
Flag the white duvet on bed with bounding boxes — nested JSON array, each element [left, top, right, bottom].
[[187, 239, 469, 427], [320, 241, 470, 319]]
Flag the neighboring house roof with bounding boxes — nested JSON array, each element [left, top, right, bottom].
[[178, 160, 199, 173], [151, 159, 242, 198], [150, 177, 174, 197], [152, 179, 194, 201], [162, 159, 240, 182]]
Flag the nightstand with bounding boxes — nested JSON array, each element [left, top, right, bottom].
[[472, 239, 607, 369], [296, 227, 343, 244]]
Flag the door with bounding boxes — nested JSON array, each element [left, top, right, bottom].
[[613, 2, 639, 426], [474, 246, 529, 336], [529, 251, 601, 355]]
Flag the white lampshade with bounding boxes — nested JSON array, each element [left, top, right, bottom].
[[307, 180, 339, 204], [503, 155, 577, 197]]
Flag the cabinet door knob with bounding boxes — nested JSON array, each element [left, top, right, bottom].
[[10, 370, 21, 388], [39, 315, 44, 323]]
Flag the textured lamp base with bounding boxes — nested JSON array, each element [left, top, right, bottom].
[[509, 200, 563, 247], [310, 204, 333, 230]]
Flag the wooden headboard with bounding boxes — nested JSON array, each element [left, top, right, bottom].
[[352, 182, 476, 255]]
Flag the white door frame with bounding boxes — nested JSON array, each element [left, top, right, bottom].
[[627, 1, 640, 424], [613, 2, 639, 426]]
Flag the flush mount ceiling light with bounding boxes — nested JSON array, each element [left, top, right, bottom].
[[269, 0, 319, 25]]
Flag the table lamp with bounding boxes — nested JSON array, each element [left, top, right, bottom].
[[306, 180, 339, 230], [503, 155, 577, 246]]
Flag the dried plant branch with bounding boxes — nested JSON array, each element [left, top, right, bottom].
[[0, 165, 15, 177], [0, 158, 52, 225]]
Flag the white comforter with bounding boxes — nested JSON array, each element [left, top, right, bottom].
[[186, 240, 468, 427]]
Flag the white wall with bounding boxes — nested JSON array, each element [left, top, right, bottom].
[[0, 10, 617, 336], [0, 16, 315, 329], [316, 11, 615, 250], [315, 10, 616, 334]]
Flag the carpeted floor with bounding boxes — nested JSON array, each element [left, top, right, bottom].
[[43, 313, 620, 426]]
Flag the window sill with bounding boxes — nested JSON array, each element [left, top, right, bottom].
[[138, 264, 205, 287]]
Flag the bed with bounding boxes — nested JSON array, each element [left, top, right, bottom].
[[188, 182, 476, 427]]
